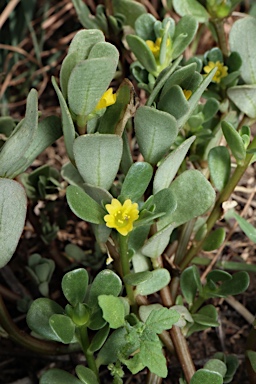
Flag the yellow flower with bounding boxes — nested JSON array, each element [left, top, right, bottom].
[[104, 199, 139, 236], [146, 37, 170, 59], [183, 89, 192, 100], [203, 61, 228, 83], [95, 88, 116, 111]]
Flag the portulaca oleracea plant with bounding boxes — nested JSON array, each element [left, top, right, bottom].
[[1, 1, 256, 383]]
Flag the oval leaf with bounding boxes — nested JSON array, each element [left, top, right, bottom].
[[27, 298, 64, 341], [49, 314, 76, 344], [208, 146, 231, 191], [135, 106, 178, 165], [153, 136, 196, 193], [62, 268, 88, 306], [73, 134, 123, 190], [229, 16, 256, 84], [120, 162, 153, 201], [98, 295, 125, 329], [203, 228, 226, 252], [75, 365, 99, 384], [68, 58, 117, 116], [141, 223, 175, 259], [221, 121, 246, 164], [0, 179, 27, 268], [135, 268, 171, 296], [66, 185, 106, 224], [159, 170, 215, 228], [190, 369, 223, 384], [40, 368, 82, 384]]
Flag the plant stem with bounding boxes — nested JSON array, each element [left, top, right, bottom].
[[119, 234, 136, 309], [153, 255, 195, 381], [179, 135, 256, 271], [211, 18, 229, 57], [0, 293, 75, 355], [77, 326, 100, 381]]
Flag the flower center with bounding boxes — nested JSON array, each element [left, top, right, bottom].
[[114, 210, 130, 228]]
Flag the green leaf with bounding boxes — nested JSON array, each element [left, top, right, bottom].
[[158, 85, 189, 120], [208, 146, 231, 191], [60, 52, 80, 100], [247, 350, 256, 373], [61, 268, 88, 306], [87, 270, 122, 308], [82, 184, 112, 206], [159, 170, 215, 228], [120, 162, 153, 201], [153, 188, 177, 216], [0, 89, 38, 178], [134, 13, 156, 40], [68, 58, 117, 116], [88, 42, 119, 68], [227, 85, 256, 118], [191, 369, 223, 384], [172, 15, 198, 59], [140, 223, 175, 258], [124, 271, 152, 286], [153, 136, 196, 193], [216, 271, 250, 297], [75, 365, 99, 384], [146, 56, 183, 107], [68, 29, 105, 61], [173, 0, 209, 22], [146, 307, 180, 333], [126, 35, 157, 74], [73, 134, 123, 190], [97, 327, 127, 366], [202, 228, 226, 251], [52, 77, 76, 163], [112, 0, 146, 28], [71, 0, 100, 29], [160, 63, 198, 99], [40, 368, 82, 384], [134, 106, 178, 165], [27, 298, 64, 342], [88, 324, 110, 353], [187, 305, 218, 336], [135, 268, 171, 296], [177, 67, 217, 129], [180, 266, 202, 305], [61, 162, 84, 186], [140, 341, 167, 378], [0, 179, 27, 268], [229, 16, 256, 84], [221, 121, 246, 164], [192, 314, 219, 327], [49, 314, 76, 344], [204, 359, 227, 378], [66, 185, 106, 224], [230, 211, 256, 243], [98, 295, 125, 329]]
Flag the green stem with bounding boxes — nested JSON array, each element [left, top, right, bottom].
[[119, 234, 136, 309], [174, 219, 196, 265], [211, 18, 229, 57], [77, 326, 100, 381], [152, 255, 195, 381], [179, 136, 256, 271], [0, 293, 75, 355]]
